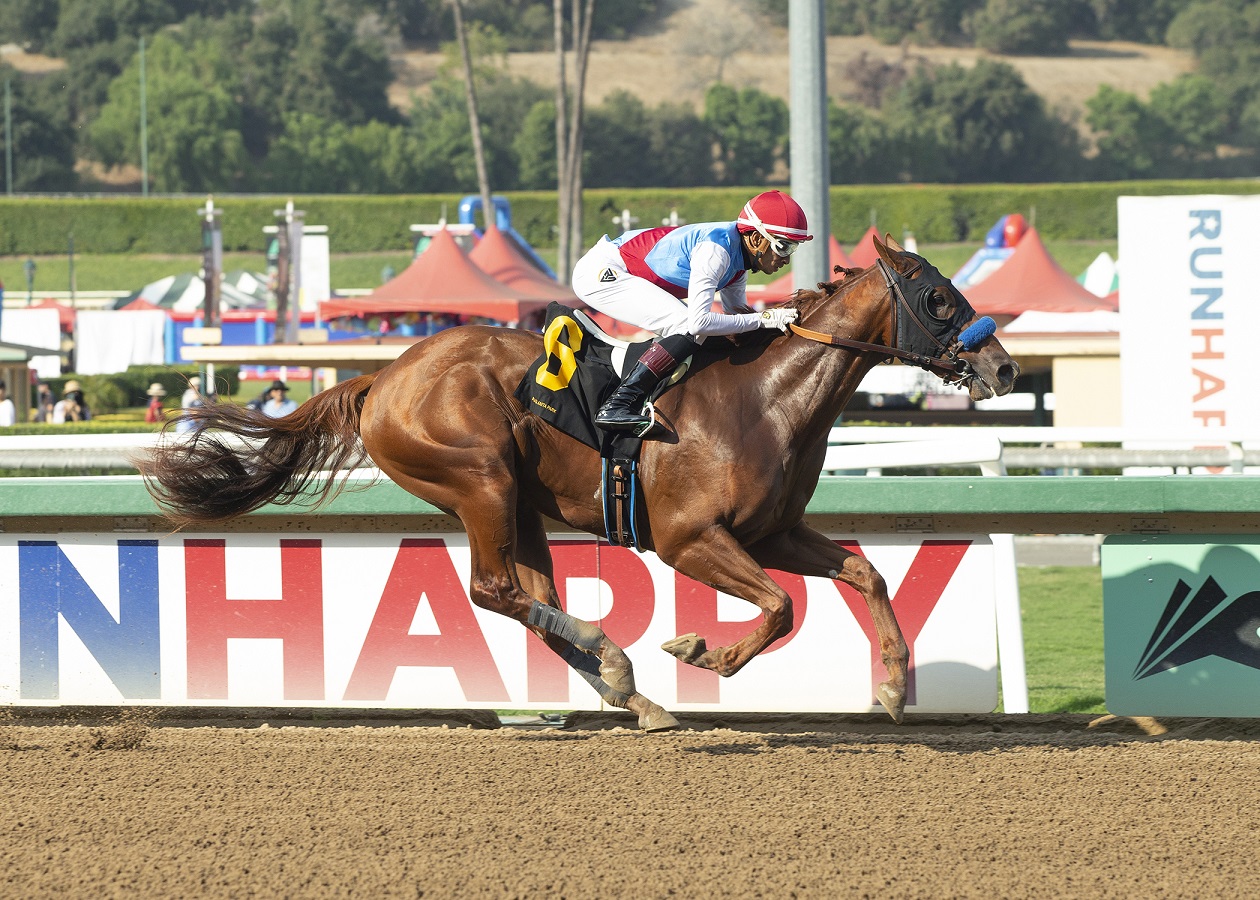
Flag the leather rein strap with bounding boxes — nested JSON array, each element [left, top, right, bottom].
[[786, 259, 970, 382]]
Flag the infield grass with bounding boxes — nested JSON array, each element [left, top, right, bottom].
[[1016, 565, 1105, 714]]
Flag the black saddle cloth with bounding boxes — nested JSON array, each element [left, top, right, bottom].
[[514, 302, 651, 458]]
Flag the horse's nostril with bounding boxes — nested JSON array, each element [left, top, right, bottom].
[[998, 363, 1017, 390]]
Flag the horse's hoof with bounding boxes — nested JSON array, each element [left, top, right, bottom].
[[638, 703, 680, 732], [877, 682, 905, 724], [661, 633, 706, 664]]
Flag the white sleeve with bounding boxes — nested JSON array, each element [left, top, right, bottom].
[[718, 273, 753, 313], [685, 241, 761, 336]]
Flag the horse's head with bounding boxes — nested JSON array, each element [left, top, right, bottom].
[[794, 233, 1019, 401]]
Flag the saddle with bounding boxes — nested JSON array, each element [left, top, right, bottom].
[[515, 303, 686, 551]]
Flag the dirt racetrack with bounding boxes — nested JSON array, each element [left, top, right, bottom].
[[4, 710, 1258, 898]]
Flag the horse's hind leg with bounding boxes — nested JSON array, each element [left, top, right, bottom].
[[514, 507, 678, 732], [746, 522, 908, 723]]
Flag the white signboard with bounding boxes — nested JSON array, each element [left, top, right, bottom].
[[0, 533, 998, 714], [300, 232, 331, 310], [1118, 195, 1260, 439]]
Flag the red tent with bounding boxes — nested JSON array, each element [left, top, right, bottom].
[[320, 228, 552, 323], [762, 236, 859, 300], [467, 225, 577, 304], [849, 226, 883, 268], [31, 298, 76, 330], [119, 297, 163, 312], [962, 227, 1113, 317]]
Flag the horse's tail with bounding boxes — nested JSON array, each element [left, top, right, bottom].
[[133, 373, 378, 526]]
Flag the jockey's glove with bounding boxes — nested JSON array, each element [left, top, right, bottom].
[[758, 307, 799, 332]]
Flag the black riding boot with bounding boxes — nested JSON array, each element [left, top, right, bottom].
[[595, 334, 698, 434]]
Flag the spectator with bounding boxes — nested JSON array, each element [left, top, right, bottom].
[[175, 375, 204, 435], [0, 380, 15, 427], [244, 387, 270, 412], [261, 380, 298, 418], [52, 380, 91, 423], [144, 382, 167, 424], [34, 382, 54, 422]]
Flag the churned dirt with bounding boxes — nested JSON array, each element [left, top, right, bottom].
[[3, 710, 1258, 898]]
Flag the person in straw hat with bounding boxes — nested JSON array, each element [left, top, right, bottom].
[[144, 382, 168, 423], [52, 379, 91, 423]]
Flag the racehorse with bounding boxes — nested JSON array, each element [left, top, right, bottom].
[[136, 235, 1018, 731]]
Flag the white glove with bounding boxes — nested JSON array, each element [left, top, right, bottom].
[[758, 307, 798, 332]]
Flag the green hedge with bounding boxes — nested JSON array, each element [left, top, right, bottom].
[[34, 365, 240, 416], [2, 179, 1258, 254]]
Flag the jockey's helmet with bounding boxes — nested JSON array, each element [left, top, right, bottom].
[[737, 190, 814, 257]]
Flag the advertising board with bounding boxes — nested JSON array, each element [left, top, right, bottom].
[[0, 533, 999, 714], [1103, 535, 1260, 716]]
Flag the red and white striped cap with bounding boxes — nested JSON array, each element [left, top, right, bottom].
[[737, 190, 814, 250]]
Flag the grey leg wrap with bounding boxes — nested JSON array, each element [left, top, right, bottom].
[[527, 600, 603, 652], [560, 645, 632, 708]]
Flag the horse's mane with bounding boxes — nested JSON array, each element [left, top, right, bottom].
[[785, 264, 868, 318], [726, 264, 871, 352]]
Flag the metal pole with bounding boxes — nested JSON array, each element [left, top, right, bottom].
[[789, 0, 830, 289], [4, 77, 12, 196], [68, 233, 75, 303], [288, 203, 303, 344], [139, 35, 149, 197]]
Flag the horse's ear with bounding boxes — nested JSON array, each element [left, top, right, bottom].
[[874, 231, 916, 275]]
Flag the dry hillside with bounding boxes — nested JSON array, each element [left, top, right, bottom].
[[391, 0, 1193, 132]]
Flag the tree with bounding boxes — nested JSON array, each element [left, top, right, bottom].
[[644, 102, 716, 188], [553, 0, 595, 283], [0, 0, 60, 52], [1084, 83, 1167, 178], [704, 83, 788, 185], [964, 0, 1072, 54], [828, 100, 903, 183], [883, 59, 1083, 182], [0, 67, 78, 191], [89, 33, 247, 191], [450, 0, 494, 227], [514, 100, 558, 189], [582, 91, 653, 187]]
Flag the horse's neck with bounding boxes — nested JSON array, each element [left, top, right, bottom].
[[758, 324, 881, 444]]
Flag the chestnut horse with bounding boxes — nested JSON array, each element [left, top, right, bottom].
[[137, 236, 1018, 730]]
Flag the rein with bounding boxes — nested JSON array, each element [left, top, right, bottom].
[[787, 259, 987, 385]]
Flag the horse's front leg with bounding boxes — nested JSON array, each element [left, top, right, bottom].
[[745, 522, 908, 723], [657, 526, 796, 678]]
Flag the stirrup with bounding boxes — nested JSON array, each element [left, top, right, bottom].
[[632, 401, 659, 437]]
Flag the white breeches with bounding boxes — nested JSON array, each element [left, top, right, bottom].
[[571, 237, 691, 338]]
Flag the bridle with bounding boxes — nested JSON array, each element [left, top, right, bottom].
[[787, 258, 996, 388]]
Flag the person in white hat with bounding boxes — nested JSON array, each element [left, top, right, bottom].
[[144, 382, 167, 423], [52, 379, 91, 423]]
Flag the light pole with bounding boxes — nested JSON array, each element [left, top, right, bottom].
[[139, 35, 149, 197]]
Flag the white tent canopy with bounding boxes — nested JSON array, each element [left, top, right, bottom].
[[125, 271, 272, 312]]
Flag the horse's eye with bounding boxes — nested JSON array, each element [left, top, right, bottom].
[[926, 287, 955, 320]]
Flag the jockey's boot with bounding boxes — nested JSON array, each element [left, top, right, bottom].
[[595, 334, 698, 434]]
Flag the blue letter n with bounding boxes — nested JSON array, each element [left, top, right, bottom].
[[19, 540, 161, 700]]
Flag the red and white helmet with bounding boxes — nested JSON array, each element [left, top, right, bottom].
[[737, 190, 814, 256]]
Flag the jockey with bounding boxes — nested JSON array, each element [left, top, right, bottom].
[[571, 189, 813, 434]]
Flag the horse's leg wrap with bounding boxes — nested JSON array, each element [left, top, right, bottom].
[[528, 600, 603, 652], [529, 601, 636, 703], [560, 644, 632, 708]]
